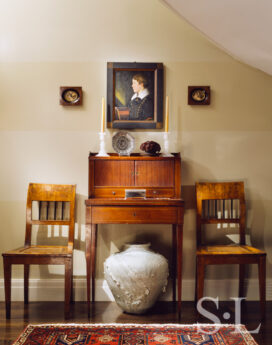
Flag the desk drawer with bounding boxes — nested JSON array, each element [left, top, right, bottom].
[[93, 188, 125, 198], [146, 188, 174, 198], [93, 188, 174, 198], [88, 206, 178, 224]]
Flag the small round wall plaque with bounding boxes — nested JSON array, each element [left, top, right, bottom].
[[59, 86, 82, 106], [188, 86, 210, 105]]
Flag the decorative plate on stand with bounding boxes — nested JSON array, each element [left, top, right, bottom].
[[112, 131, 135, 156]]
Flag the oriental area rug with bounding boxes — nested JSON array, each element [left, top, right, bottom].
[[12, 323, 258, 345]]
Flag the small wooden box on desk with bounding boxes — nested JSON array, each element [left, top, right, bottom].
[[85, 153, 184, 315]]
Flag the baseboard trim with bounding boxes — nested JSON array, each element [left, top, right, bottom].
[[0, 278, 271, 301]]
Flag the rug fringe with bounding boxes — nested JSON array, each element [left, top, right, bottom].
[[24, 322, 246, 328]]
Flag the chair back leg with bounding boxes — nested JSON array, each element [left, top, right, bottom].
[[3, 258, 12, 319]]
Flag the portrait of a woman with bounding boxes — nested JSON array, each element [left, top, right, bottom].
[[114, 70, 154, 122], [129, 74, 154, 121]]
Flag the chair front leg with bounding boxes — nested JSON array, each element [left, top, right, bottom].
[[64, 259, 72, 319], [194, 260, 198, 304], [239, 264, 245, 298], [258, 255, 266, 320], [70, 259, 74, 304], [24, 264, 30, 304], [196, 256, 205, 303], [3, 258, 12, 319], [172, 224, 177, 303]]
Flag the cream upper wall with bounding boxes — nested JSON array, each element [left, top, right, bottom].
[[1, 0, 272, 289], [1, 0, 228, 63]]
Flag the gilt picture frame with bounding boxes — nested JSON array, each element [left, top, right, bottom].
[[107, 62, 163, 129]]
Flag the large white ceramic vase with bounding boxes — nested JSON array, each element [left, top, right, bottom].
[[104, 243, 169, 314]]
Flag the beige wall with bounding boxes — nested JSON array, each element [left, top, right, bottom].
[[1, 0, 272, 298]]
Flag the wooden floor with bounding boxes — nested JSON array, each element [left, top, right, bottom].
[[0, 301, 271, 344]]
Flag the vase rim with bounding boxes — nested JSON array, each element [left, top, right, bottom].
[[124, 242, 151, 250]]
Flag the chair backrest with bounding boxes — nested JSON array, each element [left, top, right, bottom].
[[196, 182, 246, 247], [25, 183, 76, 249]]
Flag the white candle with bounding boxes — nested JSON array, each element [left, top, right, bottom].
[[101, 97, 105, 132], [165, 96, 169, 132]]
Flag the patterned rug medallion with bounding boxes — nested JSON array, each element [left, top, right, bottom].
[[13, 323, 258, 345]]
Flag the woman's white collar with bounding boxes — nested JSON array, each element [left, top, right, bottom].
[[131, 88, 149, 100]]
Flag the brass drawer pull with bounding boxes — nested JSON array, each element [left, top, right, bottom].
[[112, 191, 116, 195]]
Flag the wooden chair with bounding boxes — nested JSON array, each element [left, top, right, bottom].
[[195, 181, 266, 318], [2, 183, 76, 319]]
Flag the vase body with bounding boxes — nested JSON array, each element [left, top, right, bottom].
[[104, 243, 169, 314]]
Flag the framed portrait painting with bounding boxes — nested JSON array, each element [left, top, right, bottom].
[[107, 62, 163, 129]]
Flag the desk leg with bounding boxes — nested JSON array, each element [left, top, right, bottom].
[[85, 224, 92, 315], [177, 223, 183, 316], [91, 224, 97, 303], [172, 224, 177, 302]]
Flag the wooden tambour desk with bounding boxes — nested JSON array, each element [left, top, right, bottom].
[[85, 152, 185, 314]]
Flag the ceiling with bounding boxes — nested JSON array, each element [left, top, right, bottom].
[[163, 0, 272, 76]]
